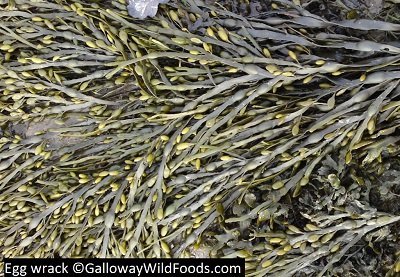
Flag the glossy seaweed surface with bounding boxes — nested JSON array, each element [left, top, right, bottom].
[[0, 0, 399, 276]]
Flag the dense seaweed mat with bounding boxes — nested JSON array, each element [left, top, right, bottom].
[[0, 0, 400, 275]]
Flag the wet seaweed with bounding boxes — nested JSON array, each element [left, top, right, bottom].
[[0, 0, 399, 275]]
